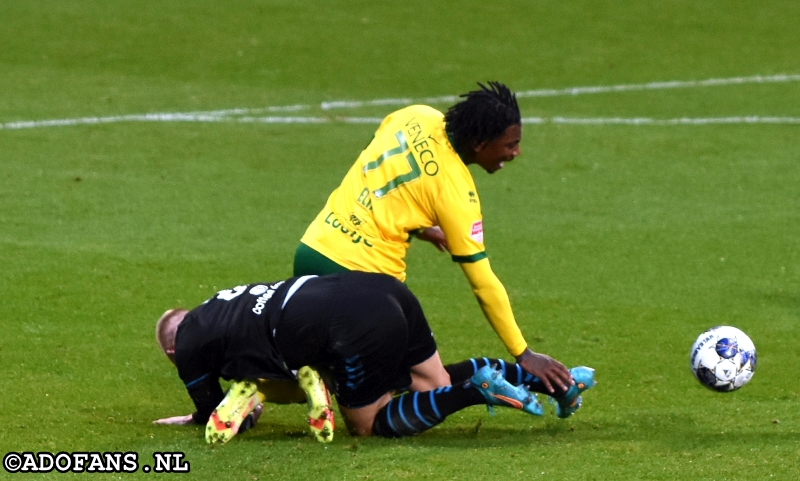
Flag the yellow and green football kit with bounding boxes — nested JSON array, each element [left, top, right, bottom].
[[299, 105, 527, 356]]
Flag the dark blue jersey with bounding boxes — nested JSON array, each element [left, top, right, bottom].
[[172, 272, 437, 419], [174, 277, 312, 422]]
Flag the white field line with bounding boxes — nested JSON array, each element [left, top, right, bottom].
[[543, 116, 800, 125], [319, 73, 800, 109], [1, 74, 799, 131], [4, 115, 800, 130]]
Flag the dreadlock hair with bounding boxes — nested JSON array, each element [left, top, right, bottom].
[[444, 81, 520, 157]]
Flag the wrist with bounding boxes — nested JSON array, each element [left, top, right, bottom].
[[514, 347, 533, 362]]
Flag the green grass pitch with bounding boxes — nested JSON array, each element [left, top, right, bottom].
[[1, 1, 799, 479]]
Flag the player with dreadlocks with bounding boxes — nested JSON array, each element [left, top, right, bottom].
[[445, 81, 522, 167], [292, 82, 574, 407]]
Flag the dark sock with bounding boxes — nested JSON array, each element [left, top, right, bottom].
[[372, 383, 485, 438], [444, 357, 568, 398]]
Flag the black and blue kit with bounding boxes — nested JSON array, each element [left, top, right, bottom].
[[173, 272, 438, 422]]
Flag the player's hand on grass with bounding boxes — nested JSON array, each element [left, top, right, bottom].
[[516, 348, 574, 394], [416, 226, 449, 252], [153, 414, 195, 425]]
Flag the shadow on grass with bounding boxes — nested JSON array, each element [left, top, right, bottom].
[[236, 411, 800, 451], [240, 415, 582, 448]]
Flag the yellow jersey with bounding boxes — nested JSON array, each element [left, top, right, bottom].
[[300, 105, 528, 356], [301, 105, 485, 280]]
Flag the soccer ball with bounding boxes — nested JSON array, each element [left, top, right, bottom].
[[690, 326, 756, 392]]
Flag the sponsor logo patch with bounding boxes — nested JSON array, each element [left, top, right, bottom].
[[470, 220, 483, 243]]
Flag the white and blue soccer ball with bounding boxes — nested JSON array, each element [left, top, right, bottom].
[[690, 326, 756, 392]]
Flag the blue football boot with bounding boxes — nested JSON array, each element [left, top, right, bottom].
[[470, 365, 543, 416], [552, 366, 595, 419]]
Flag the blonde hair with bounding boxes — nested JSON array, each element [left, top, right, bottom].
[[155, 308, 188, 356]]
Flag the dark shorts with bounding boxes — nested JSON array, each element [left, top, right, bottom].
[[274, 272, 437, 408]]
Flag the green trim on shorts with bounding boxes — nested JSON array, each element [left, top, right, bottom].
[[451, 251, 488, 263], [293, 243, 351, 276]]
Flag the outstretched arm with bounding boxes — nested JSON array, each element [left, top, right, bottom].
[[459, 258, 573, 393], [152, 373, 224, 426]]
